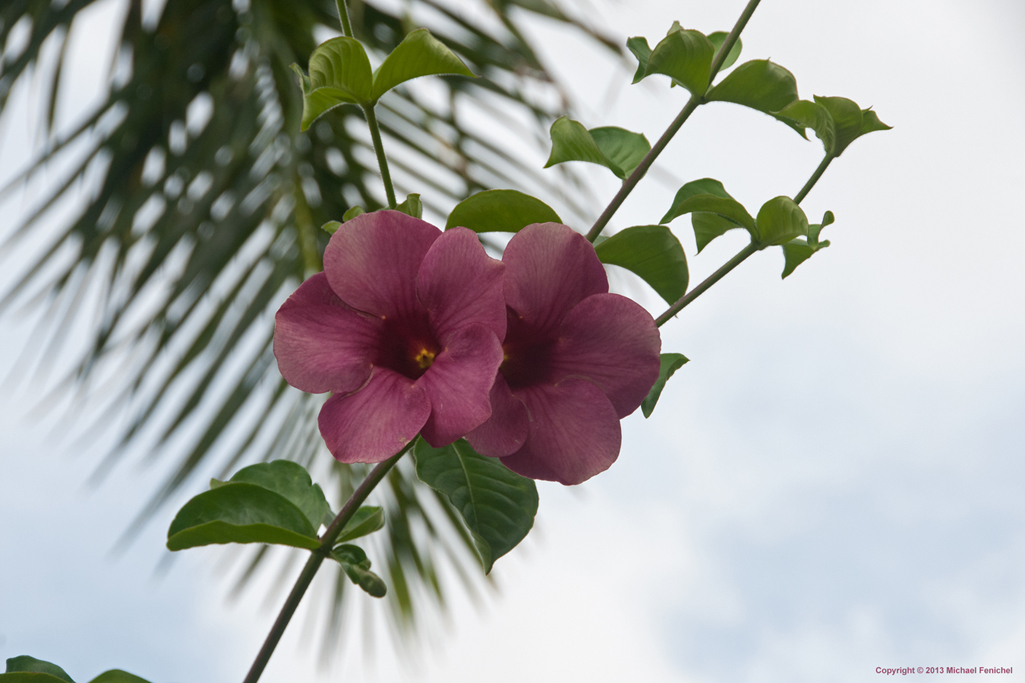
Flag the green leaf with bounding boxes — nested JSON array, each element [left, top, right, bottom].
[[545, 117, 620, 176], [589, 127, 650, 179], [812, 95, 864, 155], [87, 672, 153, 683], [413, 438, 538, 574], [220, 460, 330, 530], [321, 220, 341, 235], [372, 29, 476, 102], [330, 544, 388, 597], [626, 37, 652, 84], [595, 225, 688, 305], [166, 483, 320, 551], [342, 206, 365, 221], [335, 506, 386, 543], [446, 189, 561, 233], [691, 213, 743, 253], [860, 109, 892, 136], [644, 29, 715, 95], [4, 658, 73, 683], [707, 31, 742, 71], [642, 353, 689, 418], [706, 59, 798, 113], [773, 99, 837, 153], [395, 193, 423, 219], [0, 675, 74, 683], [660, 178, 756, 236], [755, 196, 808, 246], [782, 210, 834, 279], [297, 38, 375, 129]]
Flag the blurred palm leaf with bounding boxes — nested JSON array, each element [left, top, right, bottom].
[[0, 0, 616, 655]]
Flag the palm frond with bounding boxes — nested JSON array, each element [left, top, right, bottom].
[[0, 0, 615, 657]]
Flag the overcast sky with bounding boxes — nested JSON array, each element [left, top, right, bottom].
[[2, 0, 1024, 682]]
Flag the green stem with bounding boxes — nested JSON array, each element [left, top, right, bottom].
[[654, 150, 833, 326], [655, 242, 758, 326], [585, 0, 763, 243], [335, 0, 354, 37], [362, 104, 398, 209], [794, 154, 833, 204], [242, 445, 411, 683]]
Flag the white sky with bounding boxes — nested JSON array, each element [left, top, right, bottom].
[[2, 0, 1024, 682]]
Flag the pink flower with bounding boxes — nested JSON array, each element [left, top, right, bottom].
[[273, 210, 506, 463], [466, 223, 661, 485]]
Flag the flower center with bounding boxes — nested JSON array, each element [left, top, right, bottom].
[[414, 348, 436, 370], [374, 313, 441, 380], [499, 308, 556, 389]]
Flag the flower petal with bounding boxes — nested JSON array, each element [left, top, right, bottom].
[[502, 223, 608, 334], [319, 368, 431, 463], [416, 227, 506, 342], [465, 372, 530, 458], [500, 377, 621, 485], [323, 210, 440, 319], [273, 272, 380, 394], [550, 293, 661, 417], [416, 324, 504, 447]]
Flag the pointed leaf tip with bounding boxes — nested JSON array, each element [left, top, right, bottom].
[[707, 59, 798, 114], [372, 28, 476, 101], [642, 353, 689, 417]]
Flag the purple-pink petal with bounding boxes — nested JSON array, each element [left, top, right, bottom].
[[499, 377, 621, 485], [465, 372, 530, 458], [416, 227, 506, 342], [550, 293, 661, 418], [417, 324, 504, 447], [502, 223, 608, 334], [323, 210, 440, 319], [318, 368, 431, 463], [273, 272, 379, 394]]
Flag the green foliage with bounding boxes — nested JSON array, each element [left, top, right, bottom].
[[642, 353, 689, 418], [782, 211, 835, 278], [706, 59, 798, 113], [296, 29, 475, 129], [446, 190, 561, 233], [322, 220, 342, 235], [545, 117, 650, 179], [706, 31, 743, 71], [330, 544, 388, 597], [3, 658, 73, 683], [642, 28, 715, 95], [660, 178, 756, 250], [395, 193, 424, 219], [212, 460, 331, 528], [773, 99, 837, 153], [413, 438, 538, 574], [814, 96, 892, 156], [167, 483, 321, 551], [754, 196, 808, 246], [595, 225, 689, 305], [2, 657, 153, 683], [336, 506, 386, 543], [370, 28, 476, 101]]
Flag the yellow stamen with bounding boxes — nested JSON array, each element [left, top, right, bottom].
[[414, 348, 436, 370]]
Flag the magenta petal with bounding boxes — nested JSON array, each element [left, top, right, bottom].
[[465, 373, 529, 457], [417, 324, 503, 447], [318, 368, 431, 463], [323, 210, 440, 319], [550, 293, 661, 418], [273, 272, 380, 394], [500, 377, 621, 485], [416, 227, 506, 342], [502, 223, 608, 334]]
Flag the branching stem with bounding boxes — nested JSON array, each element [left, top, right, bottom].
[[585, 0, 763, 243], [242, 445, 411, 683]]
